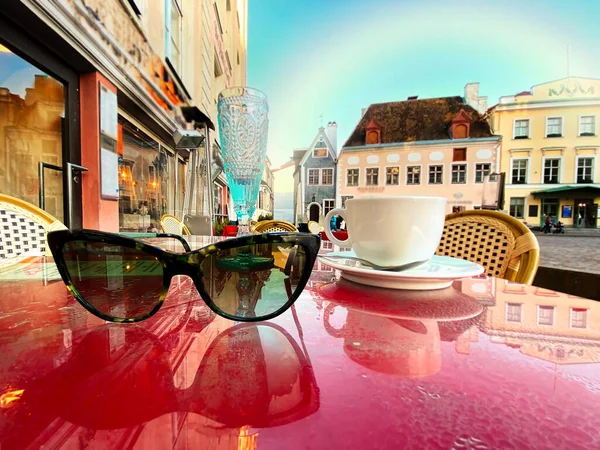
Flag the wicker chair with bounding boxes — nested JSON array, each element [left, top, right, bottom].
[[0, 193, 67, 259], [160, 214, 191, 236], [253, 220, 298, 233], [435, 210, 540, 284]]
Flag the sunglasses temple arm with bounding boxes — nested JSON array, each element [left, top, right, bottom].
[[156, 234, 192, 252]]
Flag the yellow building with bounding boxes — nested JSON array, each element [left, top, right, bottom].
[[489, 77, 600, 228]]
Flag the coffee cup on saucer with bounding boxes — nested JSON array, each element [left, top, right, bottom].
[[324, 196, 447, 267]]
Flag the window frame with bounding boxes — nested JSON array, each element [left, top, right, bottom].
[[537, 305, 555, 326], [428, 164, 444, 185], [545, 116, 564, 138], [450, 163, 467, 184], [406, 165, 421, 185], [323, 198, 335, 216], [307, 168, 320, 186], [365, 167, 379, 186], [321, 168, 334, 186], [513, 118, 530, 139], [385, 165, 400, 185], [165, 0, 183, 74], [505, 302, 523, 323], [575, 155, 595, 184], [510, 157, 529, 185], [509, 197, 526, 219], [312, 145, 328, 158], [570, 308, 588, 329], [542, 156, 562, 184], [578, 115, 597, 136], [346, 168, 359, 187], [474, 162, 491, 184], [453, 147, 467, 162]]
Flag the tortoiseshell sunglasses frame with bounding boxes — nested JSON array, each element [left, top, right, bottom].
[[47, 229, 320, 323]]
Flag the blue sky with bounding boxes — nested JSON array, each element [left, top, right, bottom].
[[248, 0, 600, 171]]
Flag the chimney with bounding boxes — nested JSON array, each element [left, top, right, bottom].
[[326, 121, 338, 154], [464, 82, 488, 115]]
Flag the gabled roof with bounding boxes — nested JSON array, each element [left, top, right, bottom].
[[343, 96, 495, 147], [299, 127, 337, 166]]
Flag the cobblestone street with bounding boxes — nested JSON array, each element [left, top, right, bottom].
[[536, 234, 600, 274]]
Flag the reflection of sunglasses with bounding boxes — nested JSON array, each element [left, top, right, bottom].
[[47, 230, 320, 323]]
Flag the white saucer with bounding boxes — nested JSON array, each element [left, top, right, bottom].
[[318, 252, 484, 290]]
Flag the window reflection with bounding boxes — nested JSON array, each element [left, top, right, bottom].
[[0, 43, 65, 220]]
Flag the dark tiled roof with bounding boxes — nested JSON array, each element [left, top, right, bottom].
[[344, 96, 495, 147]]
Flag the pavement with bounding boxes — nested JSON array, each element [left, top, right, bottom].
[[535, 234, 600, 274]]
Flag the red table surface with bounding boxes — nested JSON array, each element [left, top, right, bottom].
[[1, 243, 600, 449]]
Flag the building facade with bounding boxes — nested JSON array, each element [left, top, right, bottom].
[[295, 122, 338, 225], [489, 77, 600, 228], [338, 87, 500, 213], [0, 0, 247, 232], [254, 157, 274, 220]]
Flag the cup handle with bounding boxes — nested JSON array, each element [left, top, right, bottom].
[[324, 208, 351, 247], [323, 303, 345, 338]]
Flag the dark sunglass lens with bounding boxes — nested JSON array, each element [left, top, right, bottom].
[[62, 241, 165, 320], [200, 242, 306, 319]]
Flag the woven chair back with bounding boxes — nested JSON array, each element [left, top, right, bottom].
[[160, 214, 191, 236], [253, 220, 298, 233]]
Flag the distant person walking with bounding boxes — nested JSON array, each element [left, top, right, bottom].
[[544, 214, 552, 234]]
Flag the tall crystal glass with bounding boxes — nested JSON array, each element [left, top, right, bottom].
[[217, 87, 269, 234]]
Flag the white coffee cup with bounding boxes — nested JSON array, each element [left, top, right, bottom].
[[324, 196, 447, 267]]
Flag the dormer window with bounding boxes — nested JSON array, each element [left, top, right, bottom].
[[450, 109, 472, 139], [365, 118, 382, 145], [313, 136, 327, 157]]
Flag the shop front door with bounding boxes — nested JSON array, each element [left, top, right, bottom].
[[574, 198, 596, 228], [540, 198, 559, 227]]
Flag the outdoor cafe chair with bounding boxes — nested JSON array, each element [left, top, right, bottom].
[[160, 214, 191, 236], [436, 209, 540, 285], [307, 220, 324, 234], [253, 220, 298, 233], [0, 193, 67, 260]]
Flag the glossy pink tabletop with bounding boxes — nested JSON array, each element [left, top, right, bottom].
[[1, 239, 600, 449]]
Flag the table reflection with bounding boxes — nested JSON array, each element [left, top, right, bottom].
[[0, 306, 319, 449]]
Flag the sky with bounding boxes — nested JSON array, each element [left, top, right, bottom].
[[248, 0, 600, 187]]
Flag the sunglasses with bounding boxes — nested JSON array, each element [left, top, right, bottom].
[[47, 229, 320, 323]]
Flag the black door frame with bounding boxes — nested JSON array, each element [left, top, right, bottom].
[[0, 8, 86, 227]]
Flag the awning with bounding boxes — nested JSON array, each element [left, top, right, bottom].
[[531, 185, 600, 196], [180, 106, 215, 130]]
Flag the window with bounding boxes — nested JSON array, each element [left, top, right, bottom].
[[313, 147, 327, 157], [406, 166, 420, 185], [453, 124, 468, 139], [341, 195, 353, 207], [321, 168, 333, 185], [347, 168, 359, 186], [511, 159, 528, 184], [428, 165, 443, 184], [509, 197, 525, 219], [577, 157, 594, 183], [538, 306, 554, 326], [451, 164, 466, 184], [571, 308, 588, 328], [475, 163, 491, 183], [506, 303, 523, 323], [528, 204, 539, 218], [514, 119, 530, 139], [579, 116, 596, 136], [165, 0, 182, 73], [386, 166, 399, 185], [453, 148, 467, 161], [543, 158, 560, 184], [366, 168, 379, 186], [546, 117, 563, 137], [308, 169, 319, 185], [323, 199, 335, 216]]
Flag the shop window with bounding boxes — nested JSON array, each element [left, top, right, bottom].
[[428, 165, 443, 184], [0, 44, 66, 222], [407, 166, 420, 185], [509, 198, 525, 219], [452, 206, 465, 213], [475, 163, 490, 183], [118, 118, 174, 232]]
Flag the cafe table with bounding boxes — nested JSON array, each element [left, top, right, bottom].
[[1, 236, 599, 449]]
